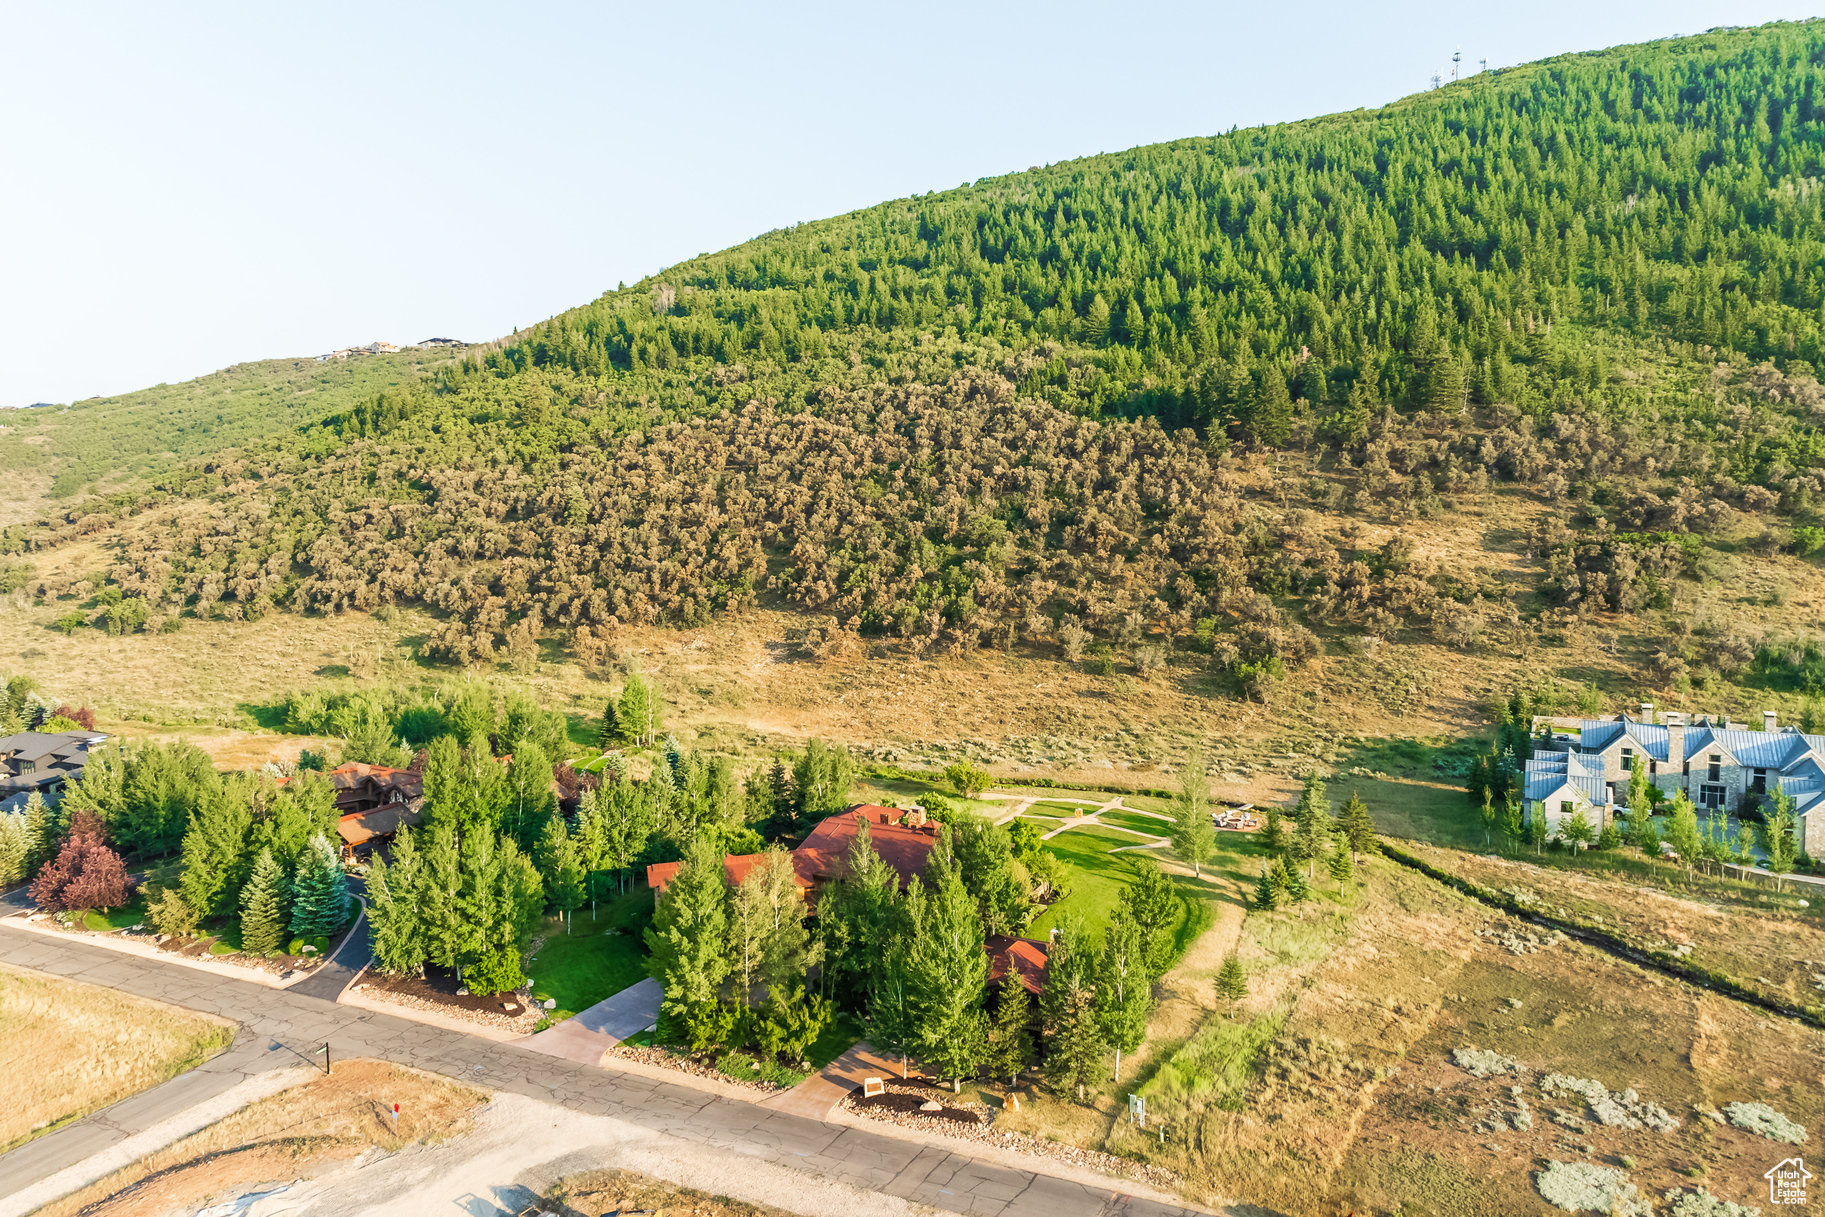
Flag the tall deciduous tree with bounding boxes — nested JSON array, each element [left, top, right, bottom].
[[29, 812, 132, 912], [1094, 908, 1152, 1082], [1171, 744, 1215, 878]]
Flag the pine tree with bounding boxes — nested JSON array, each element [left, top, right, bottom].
[[238, 848, 285, 956], [906, 864, 989, 1091], [418, 821, 465, 968], [506, 741, 556, 853], [179, 781, 253, 920], [20, 791, 53, 879], [1290, 772, 1328, 877], [598, 697, 621, 749], [1260, 803, 1285, 853], [985, 981, 1033, 1088], [368, 829, 427, 974], [1335, 790, 1378, 862], [644, 834, 732, 1049], [289, 834, 349, 940], [1216, 951, 1248, 1002], [0, 809, 28, 888], [1039, 920, 1106, 1102], [1326, 835, 1354, 887], [1094, 908, 1152, 1083], [1251, 863, 1279, 912], [1281, 854, 1311, 903], [867, 879, 922, 1079]]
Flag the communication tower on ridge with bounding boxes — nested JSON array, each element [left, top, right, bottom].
[[1430, 72, 1443, 90], [1452, 48, 1463, 81]]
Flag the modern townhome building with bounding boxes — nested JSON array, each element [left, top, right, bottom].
[[0, 729, 110, 810], [1523, 705, 1825, 855]]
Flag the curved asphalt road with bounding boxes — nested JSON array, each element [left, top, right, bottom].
[[0, 924, 1207, 1217]]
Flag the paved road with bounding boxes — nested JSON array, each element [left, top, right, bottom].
[[0, 927, 1203, 1217]]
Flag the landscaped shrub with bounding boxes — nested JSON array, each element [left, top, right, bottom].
[[464, 945, 527, 997]]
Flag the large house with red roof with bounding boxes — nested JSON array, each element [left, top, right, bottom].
[[646, 804, 941, 899], [646, 804, 1051, 993]]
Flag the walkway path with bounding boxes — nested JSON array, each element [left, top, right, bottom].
[[0, 928, 1200, 1217], [520, 977, 661, 1066], [761, 1040, 904, 1121]]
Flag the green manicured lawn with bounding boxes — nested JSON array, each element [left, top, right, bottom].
[[1098, 809, 1172, 836], [526, 889, 652, 1019], [1026, 826, 1217, 963], [1013, 814, 1064, 832], [1033, 799, 1097, 815], [81, 903, 145, 932]]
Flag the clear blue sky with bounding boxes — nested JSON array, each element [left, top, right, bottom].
[[1, 1, 1814, 407]]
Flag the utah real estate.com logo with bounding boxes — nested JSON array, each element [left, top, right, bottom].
[[1765, 1157, 1811, 1206]]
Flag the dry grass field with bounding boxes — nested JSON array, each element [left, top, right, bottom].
[[993, 857, 1822, 1216], [37, 1059, 486, 1217], [0, 964, 233, 1152]]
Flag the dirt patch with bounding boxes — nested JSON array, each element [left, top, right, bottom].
[[554, 1166, 813, 1217], [35, 1058, 485, 1217]]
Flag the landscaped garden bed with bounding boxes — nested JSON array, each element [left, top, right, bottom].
[[355, 962, 543, 1035], [20, 908, 343, 982]]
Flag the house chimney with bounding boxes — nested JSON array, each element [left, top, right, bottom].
[[1666, 721, 1685, 776], [1765, 710, 1779, 733], [1639, 701, 1655, 725]]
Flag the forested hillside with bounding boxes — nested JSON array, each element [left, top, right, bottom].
[[16, 20, 1825, 702]]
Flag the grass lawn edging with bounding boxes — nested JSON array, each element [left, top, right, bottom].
[[1378, 839, 1825, 1030]]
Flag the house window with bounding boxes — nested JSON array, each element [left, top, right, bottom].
[[1707, 756, 1721, 783], [1559, 800, 1576, 819], [1753, 769, 1767, 794], [1699, 783, 1727, 810], [1650, 760, 1658, 777], [1621, 747, 1634, 769]]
